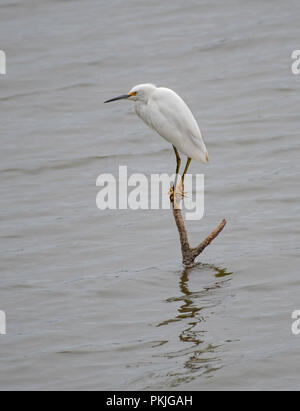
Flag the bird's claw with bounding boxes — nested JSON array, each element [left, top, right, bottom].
[[169, 184, 185, 204]]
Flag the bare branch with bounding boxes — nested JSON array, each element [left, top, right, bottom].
[[171, 196, 226, 266], [191, 219, 227, 259]]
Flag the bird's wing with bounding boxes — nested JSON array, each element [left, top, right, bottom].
[[147, 88, 208, 162]]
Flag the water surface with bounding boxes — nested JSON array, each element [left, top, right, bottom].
[[1, 0, 300, 390]]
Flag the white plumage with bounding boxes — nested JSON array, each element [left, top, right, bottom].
[[104, 83, 209, 184], [131, 84, 208, 163]]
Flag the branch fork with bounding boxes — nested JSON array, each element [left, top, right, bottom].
[[170, 193, 226, 266]]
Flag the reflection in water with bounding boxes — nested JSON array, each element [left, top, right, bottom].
[[157, 263, 233, 386]]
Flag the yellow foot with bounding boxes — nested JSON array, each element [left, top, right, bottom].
[[176, 180, 185, 198], [169, 186, 175, 203], [169, 184, 185, 204]]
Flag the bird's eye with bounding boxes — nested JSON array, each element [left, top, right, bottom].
[[129, 91, 137, 96]]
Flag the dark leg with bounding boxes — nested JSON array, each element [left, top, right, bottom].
[[182, 157, 191, 184], [170, 146, 182, 203], [173, 145, 181, 186]]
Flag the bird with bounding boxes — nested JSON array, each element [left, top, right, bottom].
[[104, 83, 208, 200]]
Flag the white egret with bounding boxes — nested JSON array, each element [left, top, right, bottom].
[[104, 83, 208, 197]]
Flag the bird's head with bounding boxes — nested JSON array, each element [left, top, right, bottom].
[[104, 83, 156, 104]]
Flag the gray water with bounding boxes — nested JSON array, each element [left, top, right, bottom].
[[1, 0, 300, 391]]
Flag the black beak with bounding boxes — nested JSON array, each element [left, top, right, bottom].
[[104, 94, 129, 103]]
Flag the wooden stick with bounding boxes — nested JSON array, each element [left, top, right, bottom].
[[171, 197, 226, 266]]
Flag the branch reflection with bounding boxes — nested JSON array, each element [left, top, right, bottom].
[[157, 263, 233, 384]]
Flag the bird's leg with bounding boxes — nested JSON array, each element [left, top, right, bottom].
[[169, 146, 181, 203], [182, 157, 191, 183], [179, 157, 191, 196], [173, 145, 181, 189]]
